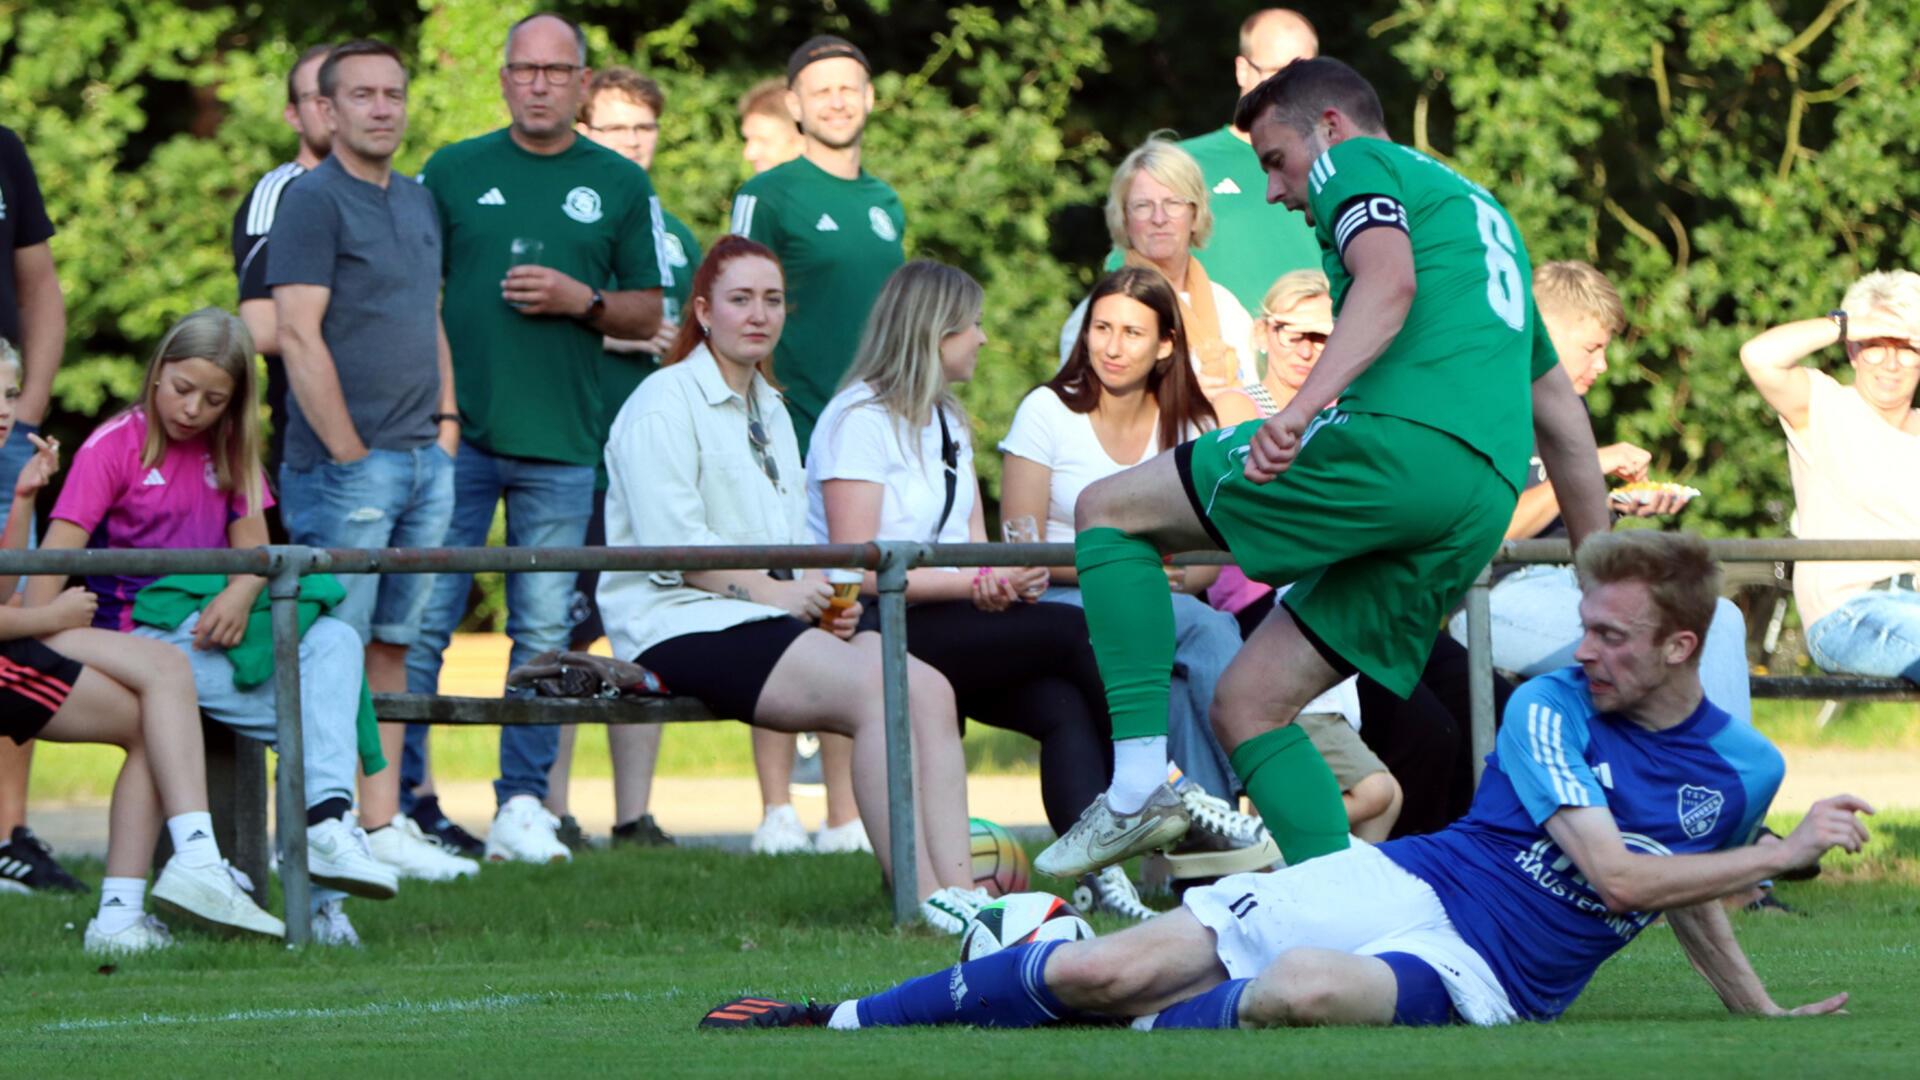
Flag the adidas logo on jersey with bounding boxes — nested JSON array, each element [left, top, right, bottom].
[[1212, 177, 1242, 195], [142, 468, 166, 487], [477, 187, 506, 206], [815, 213, 839, 232]]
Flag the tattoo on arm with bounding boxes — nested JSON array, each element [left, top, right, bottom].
[[723, 584, 753, 602]]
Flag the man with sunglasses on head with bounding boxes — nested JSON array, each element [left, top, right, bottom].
[[405, 12, 670, 865], [1741, 269, 1920, 685]]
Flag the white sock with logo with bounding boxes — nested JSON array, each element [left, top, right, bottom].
[[1107, 736, 1169, 815], [95, 877, 148, 934], [166, 812, 222, 868]]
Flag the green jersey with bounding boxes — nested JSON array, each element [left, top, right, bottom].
[[1104, 126, 1321, 314], [422, 129, 668, 466], [730, 156, 905, 448], [592, 209, 702, 490], [1306, 137, 1556, 492]]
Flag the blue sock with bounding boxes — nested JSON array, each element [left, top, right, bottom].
[[1145, 979, 1250, 1029], [855, 940, 1072, 1028]]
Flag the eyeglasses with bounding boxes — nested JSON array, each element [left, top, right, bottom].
[[587, 122, 658, 139], [745, 400, 781, 487], [1263, 319, 1329, 349], [1847, 338, 1920, 370], [504, 62, 582, 86], [1125, 198, 1197, 221]]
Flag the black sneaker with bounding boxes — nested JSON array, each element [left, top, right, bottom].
[[699, 996, 835, 1030], [554, 814, 590, 852], [407, 796, 485, 860], [0, 826, 90, 895], [611, 814, 676, 849]]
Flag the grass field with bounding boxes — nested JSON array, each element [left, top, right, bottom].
[[3, 811, 1915, 1077]]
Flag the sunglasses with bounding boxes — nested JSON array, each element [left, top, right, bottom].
[[746, 408, 780, 486]]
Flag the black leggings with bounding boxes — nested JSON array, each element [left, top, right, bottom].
[[891, 600, 1113, 835]]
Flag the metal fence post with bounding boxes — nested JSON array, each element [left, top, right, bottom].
[[875, 541, 919, 927], [268, 546, 312, 946], [1465, 564, 1495, 787]]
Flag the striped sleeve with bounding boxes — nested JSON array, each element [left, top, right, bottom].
[[729, 188, 776, 245], [1497, 675, 1608, 823]]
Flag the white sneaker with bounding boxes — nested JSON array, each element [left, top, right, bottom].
[[152, 857, 287, 939], [84, 913, 174, 955], [310, 898, 362, 947], [1073, 865, 1158, 923], [307, 818, 401, 899], [368, 816, 481, 882], [485, 794, 572, 864], [750, 804, 813, 855], [1033, 784, 1190, 878], [812, 818, 874, 854], [919, 885, 986, 935]]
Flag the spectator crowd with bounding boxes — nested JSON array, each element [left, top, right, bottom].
[[1, 8, 1915, 954]]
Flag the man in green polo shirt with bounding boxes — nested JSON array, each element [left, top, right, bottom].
[[1102, 8, 1322, 315], [403, 12, 668, 866], [729, 35, 905, 449]]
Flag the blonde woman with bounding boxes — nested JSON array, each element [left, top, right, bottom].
[[1058, 136, 1256, 396], [1213, 270, 1334, 427], [807, 262, 1142, 917]]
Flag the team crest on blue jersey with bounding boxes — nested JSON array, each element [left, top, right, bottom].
[[1677, 785, 1725, 839]]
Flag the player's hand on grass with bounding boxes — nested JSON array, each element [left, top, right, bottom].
[[47, 586, 98, 631], [1245, 408, 1308, 483], [1779, 794, 1874, 871], [11, 433, 61, 500], [1596, 442, 1652, 482], [1759, 990, 1851, 1018]]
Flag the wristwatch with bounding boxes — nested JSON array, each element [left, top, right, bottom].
[[1827, 309, 1848, 342], [581, 288, 606, 322], [430, 412, 461, 425]]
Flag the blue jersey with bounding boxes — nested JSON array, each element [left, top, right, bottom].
[[1378, 668, 1784, 1020]]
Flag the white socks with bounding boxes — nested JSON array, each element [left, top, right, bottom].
[[1107, 736, 1169, 815], [828, 1000, 862, 1030], [166, 811, 221, 868], [95, 877, 147, 933]]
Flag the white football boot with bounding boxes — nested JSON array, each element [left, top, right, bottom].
[[1033, 784, 1190, 879]]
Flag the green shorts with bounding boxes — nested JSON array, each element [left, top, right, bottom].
[[1177, 409, 1514, 697]]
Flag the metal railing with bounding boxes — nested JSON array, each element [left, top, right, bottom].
[[5, 537, 1915, 943]]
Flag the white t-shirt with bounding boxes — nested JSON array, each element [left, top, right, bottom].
[[999, 386, 1185, 544], [806, 382, 975, 548], [1057, 280, 1257, 385]]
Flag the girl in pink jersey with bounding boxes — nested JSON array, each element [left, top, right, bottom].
[[30, 308, 403, 946]]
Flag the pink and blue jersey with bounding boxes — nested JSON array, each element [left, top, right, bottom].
[[1377, 667, 1784, 1021], [49, 409, 272, 632]]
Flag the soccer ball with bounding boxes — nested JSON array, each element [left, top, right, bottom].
[[959, 892, 1094, 962], [969, 817, 1030, 897]]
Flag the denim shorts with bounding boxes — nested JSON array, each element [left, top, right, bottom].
[[279, 444, 454, 646]]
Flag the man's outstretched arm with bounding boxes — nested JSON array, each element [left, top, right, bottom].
[[1529, 367, 1610, 553], [1667, 900, 1849, 1017]]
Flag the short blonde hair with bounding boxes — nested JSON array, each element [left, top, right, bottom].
[[1106, 135, 1213, 252], [1257, 269, 1330, 319], [1574, 530, 1719, 663], [1840, 269, 1920, 327], [1533, 260, 1625, 334], [0, 337, 18, 380]]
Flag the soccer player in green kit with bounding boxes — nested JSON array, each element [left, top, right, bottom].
[[1034, 58, 1613, 879], [728, 36, 906, 448]]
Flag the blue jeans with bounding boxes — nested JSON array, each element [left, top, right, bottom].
[[1806, 588, 1920, 681], [279, 445, 454, 646], [402, 441, 595, 810], [1041, 586, 1245, 800], [1446, 564, 1754, 722]]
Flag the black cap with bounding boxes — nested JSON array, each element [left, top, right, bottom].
[[787, 35, 870, 84]]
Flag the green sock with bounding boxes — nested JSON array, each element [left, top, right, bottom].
[[1229, 725, 1351, 864], [1074, 526, 1175, 741]]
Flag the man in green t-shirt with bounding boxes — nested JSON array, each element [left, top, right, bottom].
[[403, 13, 668, 866], [729, 35, 905, 449], [1035, 59, 1611, 883], [1101, 9, 1322, 315]]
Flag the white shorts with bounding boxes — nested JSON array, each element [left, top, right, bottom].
[[1182, 843, 1518, 1026]]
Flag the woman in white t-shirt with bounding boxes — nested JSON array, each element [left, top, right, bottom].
[[597, 237, 983, 932], [1002, 268, 1249, 805], [805, 262, 1135, 913]]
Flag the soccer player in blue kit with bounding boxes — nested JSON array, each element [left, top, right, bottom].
[[704, 531, 1869, 1030]]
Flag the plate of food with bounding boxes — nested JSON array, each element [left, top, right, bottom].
[[1609, 480, 1702, 507]]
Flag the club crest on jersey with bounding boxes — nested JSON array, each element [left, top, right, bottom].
[[562, 186, 603, 224], [869, 206, 898, 242], [1677, 785, 1725, 839], [662, 232, 690, 268]]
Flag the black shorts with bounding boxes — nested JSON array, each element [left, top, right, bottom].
[[1, 638, 85, 744], [637, 616, 814, 722]]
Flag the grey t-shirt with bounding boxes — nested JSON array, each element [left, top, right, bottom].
[[266, 155, 442, 469]]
